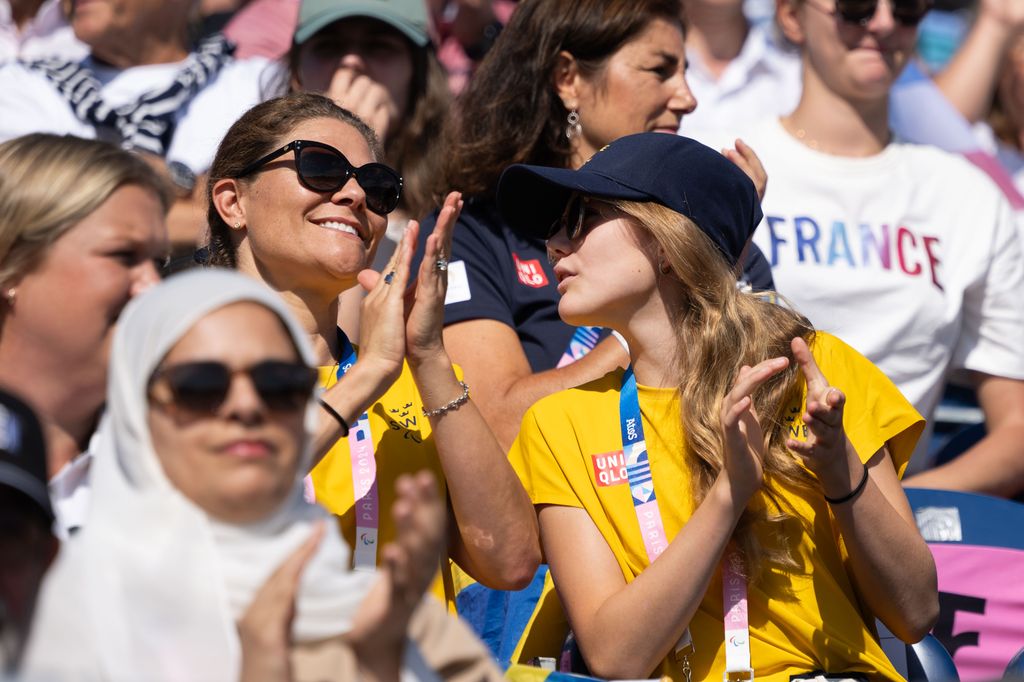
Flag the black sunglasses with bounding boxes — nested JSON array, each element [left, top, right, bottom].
[[546, 193, 589, 240], [809, 0, 931, 25], [149, 360, 319, 414], [238, 140, 403, 215]]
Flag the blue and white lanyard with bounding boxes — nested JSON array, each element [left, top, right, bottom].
[[620, 368, 751, 681]]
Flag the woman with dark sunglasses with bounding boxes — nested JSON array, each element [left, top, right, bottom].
[[496, 132, 937, 680], [710, 0, 1024, 493], [23, 269, 501, 681], [204, 93, 540, 609]]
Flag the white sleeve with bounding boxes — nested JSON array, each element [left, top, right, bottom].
[[166, 57, 274, 174], [951, 194, 1024, 381], [0, 63, 92, 142]]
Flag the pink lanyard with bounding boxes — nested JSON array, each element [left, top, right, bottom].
[[620, 368, 753, 681]]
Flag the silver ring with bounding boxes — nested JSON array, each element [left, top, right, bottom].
[[384, 271, 395, 285], [435, 258, 449, 272]]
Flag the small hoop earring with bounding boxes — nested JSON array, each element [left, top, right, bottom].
[[566, 109, 582, 141]]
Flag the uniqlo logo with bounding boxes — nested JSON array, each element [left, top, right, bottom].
[[591, 450, 627, 487], [513, 253, 548, 288]]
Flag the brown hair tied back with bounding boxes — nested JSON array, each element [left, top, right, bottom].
[[205, 92, 382, 269]]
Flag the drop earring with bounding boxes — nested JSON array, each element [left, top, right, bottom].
[[566, 108, 582, 141]]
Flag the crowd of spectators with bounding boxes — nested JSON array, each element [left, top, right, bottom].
[[1, 0, 1023, 679]]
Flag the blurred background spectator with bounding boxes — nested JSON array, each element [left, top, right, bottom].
[[0, 0, 270, 255], [0, 133, 170, 537]]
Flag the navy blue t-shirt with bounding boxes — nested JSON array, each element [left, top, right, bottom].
[[415, 198, 577, 373]]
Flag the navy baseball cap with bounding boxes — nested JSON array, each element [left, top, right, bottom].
[[496, 133, 762, 266], [0, 389, 53, 525]]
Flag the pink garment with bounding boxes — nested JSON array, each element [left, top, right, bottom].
[[434, 0, 515, 94], [223, 0, 299, 61]]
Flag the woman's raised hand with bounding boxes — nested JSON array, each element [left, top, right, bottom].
[[355, 224, 418, 387], [719, 357, 790, 501], [405, 191, 463, 365], [237, 522, 326, 682], [786, 336, 851, 482]]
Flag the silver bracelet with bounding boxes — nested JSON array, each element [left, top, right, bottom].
[[422, 381, 470, 418]]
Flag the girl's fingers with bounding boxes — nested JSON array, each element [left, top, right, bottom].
[[728, 356, 789, 403], [791, 337, 828, 392]]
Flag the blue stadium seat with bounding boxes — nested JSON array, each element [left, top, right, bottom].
[[907, 634, 960, 682]]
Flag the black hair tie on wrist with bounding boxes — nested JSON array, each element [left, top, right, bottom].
[[317, 397, 349, 438], [824, 462, 869, 505]]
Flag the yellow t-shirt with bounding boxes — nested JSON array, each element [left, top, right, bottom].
[[310, 360, 456, 609], [509, 332, 924, 681]]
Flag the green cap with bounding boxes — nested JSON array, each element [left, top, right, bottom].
[[295, 0, 431, 48]]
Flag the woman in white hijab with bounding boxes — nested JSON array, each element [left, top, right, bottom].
[[23, 269, 499, 682]]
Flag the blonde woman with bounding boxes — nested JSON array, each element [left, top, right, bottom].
[[497, 133, 937, 680], [0, 133, 170, 536]]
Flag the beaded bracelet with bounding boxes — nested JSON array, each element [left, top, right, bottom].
[[824, 462, 869, 505], [317, 397, 349, 437], [422, 381, 470, 418]]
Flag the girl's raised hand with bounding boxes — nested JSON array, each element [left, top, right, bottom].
[[786, 337, 850, 481], [720, 356, 790, 501]]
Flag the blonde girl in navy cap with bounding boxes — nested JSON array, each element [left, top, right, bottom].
[[497, 133, 938, 681]]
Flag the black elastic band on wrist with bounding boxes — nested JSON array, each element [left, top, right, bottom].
[[317, 397, 349, 437], [824, 462, 869, 505]]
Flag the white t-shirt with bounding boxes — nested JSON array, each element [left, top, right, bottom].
[[737, 117, 1024, 468], [678, 26, 802, 146], [0, 54, 272, 174]]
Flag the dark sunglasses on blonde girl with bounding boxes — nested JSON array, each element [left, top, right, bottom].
[[149, 361, 319, 415], [238, 139, 403, 215]]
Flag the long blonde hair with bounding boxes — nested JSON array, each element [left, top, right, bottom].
[[615, 200, 817, 579], [0, 134, 171, 289]]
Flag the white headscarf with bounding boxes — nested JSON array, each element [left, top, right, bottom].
[[24, 269, 374, 681]]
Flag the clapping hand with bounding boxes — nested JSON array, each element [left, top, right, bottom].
[[785, 337, 852, 483], [238, 522, 326, 682], [719, 357, 790, 502], [345, 472, 446, 675], [405, 191, 463, 365]]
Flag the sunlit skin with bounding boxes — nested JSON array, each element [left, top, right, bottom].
[[230, 117, 390, 301], [69, 0, 190, 65], [795, 0, 917, 102], [546, 202, 665, 331], [570, 17, 697, 163], [147, 303, 307, 525], [0, 184, 167, 472]]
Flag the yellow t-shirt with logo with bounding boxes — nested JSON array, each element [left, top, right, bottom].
[[509, 332, 924, 681], [310, 360, 456, 609]]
